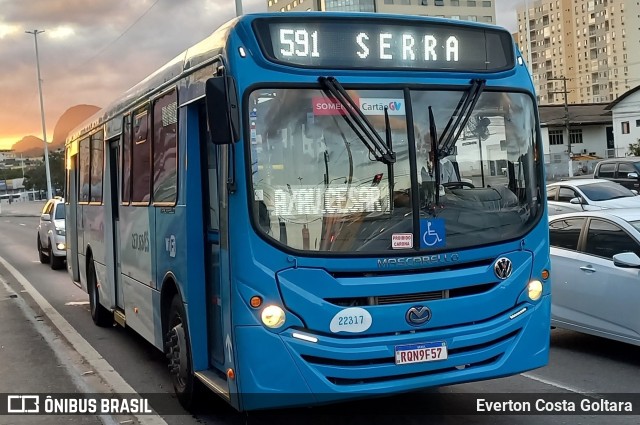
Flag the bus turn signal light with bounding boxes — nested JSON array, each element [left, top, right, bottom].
[[541, 269, 550, 280], [250, 296, 262, 308]]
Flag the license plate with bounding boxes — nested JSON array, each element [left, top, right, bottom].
[[395, 341, 448, 365]]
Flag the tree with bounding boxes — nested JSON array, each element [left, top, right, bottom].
[[23, 150, 65, 196], [629, 142, 640, 157]]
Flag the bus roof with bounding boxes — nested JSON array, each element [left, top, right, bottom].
[[66, 12, 516, 144]]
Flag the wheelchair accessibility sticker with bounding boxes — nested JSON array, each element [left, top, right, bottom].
[[420, 219, 446, 249]]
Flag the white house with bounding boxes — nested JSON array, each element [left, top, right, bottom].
[[538, 103, 613, 179], [606, 85, 640, 157]]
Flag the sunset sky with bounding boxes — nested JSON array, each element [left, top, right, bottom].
[[0, 0, 521, 151]]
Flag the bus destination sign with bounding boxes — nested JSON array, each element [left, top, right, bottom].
[[253, 18, 515, 72]]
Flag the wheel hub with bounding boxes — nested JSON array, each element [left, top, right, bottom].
[[165, 324, 188, 387]]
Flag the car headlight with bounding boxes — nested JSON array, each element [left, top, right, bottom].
[[56, 228, 66, 236]]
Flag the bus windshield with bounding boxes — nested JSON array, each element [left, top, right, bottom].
[[248, 88, 540, 254]]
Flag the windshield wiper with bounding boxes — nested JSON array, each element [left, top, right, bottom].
[[319, 76, 396, 165], [437, 78, 487, 157], [384, 106, 395, 212], [429, 106, 441, 208]]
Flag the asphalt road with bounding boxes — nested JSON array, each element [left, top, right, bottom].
[[1, 216, 639, 424]]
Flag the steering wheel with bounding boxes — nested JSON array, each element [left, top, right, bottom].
[[443, 181, 475, 189]]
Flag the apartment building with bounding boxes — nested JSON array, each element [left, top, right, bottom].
[[267, 0, 496, 25], [516, 0, 640, 105]]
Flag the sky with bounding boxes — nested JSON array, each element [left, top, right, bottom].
[[0, 0, 522, 151]]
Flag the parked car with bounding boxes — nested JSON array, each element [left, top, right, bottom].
[[37, 197, 66, 270], [593, 157, 640, 190], [549, 209, 640, 346], [547, 179, 640, 215]]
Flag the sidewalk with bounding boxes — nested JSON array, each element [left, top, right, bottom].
[[0, 274, 102, 424], [0, 201, 45, 218]]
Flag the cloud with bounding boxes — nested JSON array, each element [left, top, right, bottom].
[[0, 0, 520, 150], [0, 0, 267, 148]]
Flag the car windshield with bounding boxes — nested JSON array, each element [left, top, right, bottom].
[[248, 88, 541, 254], [580, 182, 634, 201], [54, 203, 65, 220], [630, 220, 640, 233]]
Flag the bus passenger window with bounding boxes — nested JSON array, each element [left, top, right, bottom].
[[153, 90, 178, 204], [79, 137, 91, 203], [122, 115, 132, 204], [131, 110, 151, 203], [90, 132, 104, 203]]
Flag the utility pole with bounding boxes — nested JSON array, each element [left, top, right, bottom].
[[549, 76, 572, 177], [235, 0, 242, 16], [26, 29, 53, 200]]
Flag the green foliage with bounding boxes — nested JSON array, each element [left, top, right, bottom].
[[629, 142, 640, 157], [23, 150, 65, 195], [0, 168, 24, 180]]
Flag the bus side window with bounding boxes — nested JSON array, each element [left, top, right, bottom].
[[79, 137, 91, 203]]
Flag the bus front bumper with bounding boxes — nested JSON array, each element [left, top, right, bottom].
[[233, 295, 550, 411]]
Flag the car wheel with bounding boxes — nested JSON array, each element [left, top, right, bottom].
[[87, 259, 112, 327], [165, 294, 200, 410], [37, 235, 47, 264]]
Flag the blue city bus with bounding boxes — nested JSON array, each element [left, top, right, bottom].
[[65, 12, 550, 412]]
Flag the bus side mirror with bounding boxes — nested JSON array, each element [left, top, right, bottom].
[[205, 76, 239, 144]]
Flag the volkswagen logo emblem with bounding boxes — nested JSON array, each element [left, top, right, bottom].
[[494, 257, 513, 280], [405, 305, 432, 326]]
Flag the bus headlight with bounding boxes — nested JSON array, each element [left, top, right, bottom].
[[528, 280, 543, 301], [261, 305, 286, 329]]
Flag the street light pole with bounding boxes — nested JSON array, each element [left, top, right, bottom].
[[235, 0, 243, 17], [26, 29, 53, 200]]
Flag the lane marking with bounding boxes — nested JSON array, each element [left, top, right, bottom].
[[19, 223, 26, 226], [66, 301, 90, 306], [521, 372, 590, 394], [0, 255, 168, 425]]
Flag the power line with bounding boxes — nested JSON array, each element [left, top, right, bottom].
[[67, 0, 161, 73]]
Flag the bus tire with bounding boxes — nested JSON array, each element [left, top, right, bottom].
[[87, 259, 112, 327], [37, 235, 47, 264], [165, 294, 199, 410]]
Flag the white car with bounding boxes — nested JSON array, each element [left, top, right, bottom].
[[547, 179, 640, 215], [549, 209, 640, 346], [37, 197, 66, 270]]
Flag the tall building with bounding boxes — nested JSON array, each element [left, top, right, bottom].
[[516, 0, 640, 105], [267, 0, 496, 25]]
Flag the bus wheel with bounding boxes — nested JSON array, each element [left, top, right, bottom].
[[165, 294, 197, 410], [87, 259, 112, 327], [37, 236, 47, 264]]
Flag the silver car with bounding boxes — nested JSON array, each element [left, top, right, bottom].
[[549, 209, 640, 346], [37, 197, 66, 270], [547, 179, 640, 216]]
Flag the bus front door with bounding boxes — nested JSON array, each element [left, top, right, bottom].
[[66, 153, 80, 283], [200, 102, 225, 368], [105, 141, 124, 309]]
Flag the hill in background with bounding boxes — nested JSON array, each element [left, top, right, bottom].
[[11, 104, 100, 157]]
